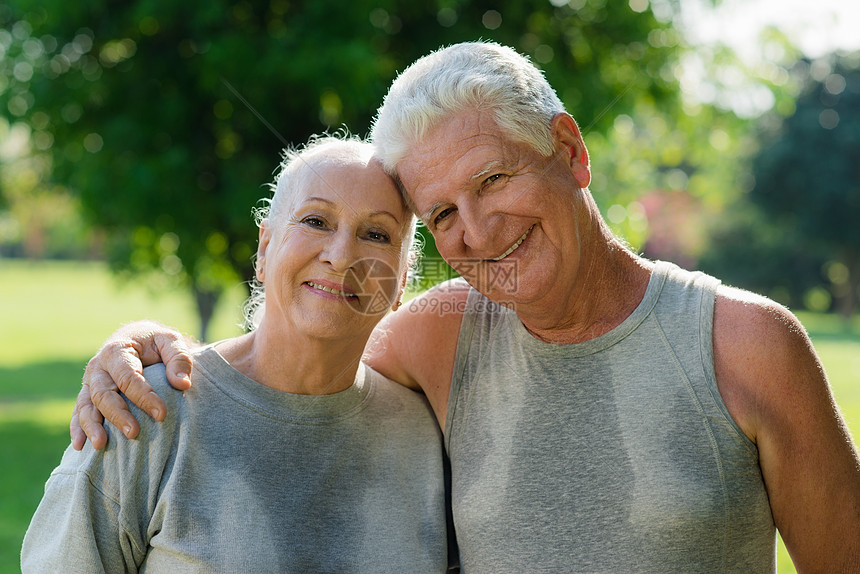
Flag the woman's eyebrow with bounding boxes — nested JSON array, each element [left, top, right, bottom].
[[299, 196, 336, 206], [367, 209, 403, 225], [300, 196, 402, 226]]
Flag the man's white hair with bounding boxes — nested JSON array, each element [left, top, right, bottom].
[[370, 41, 566, 175]]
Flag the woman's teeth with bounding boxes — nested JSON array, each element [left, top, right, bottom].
[[307, 282, 355, 297]]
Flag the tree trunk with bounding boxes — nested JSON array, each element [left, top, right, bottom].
[[193, 285, 221, 342]]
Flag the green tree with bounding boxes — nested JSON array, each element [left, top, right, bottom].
[[750, 52, 860, 318], [1, 0, 693, 338]]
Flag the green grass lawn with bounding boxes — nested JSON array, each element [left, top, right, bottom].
[[0, 259, 245, 572], [1, 259, 859, 572]]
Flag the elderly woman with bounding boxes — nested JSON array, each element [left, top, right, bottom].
[[21, 136, 450, 573]]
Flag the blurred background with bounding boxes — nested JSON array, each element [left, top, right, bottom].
[[1, 0, 859, 571]]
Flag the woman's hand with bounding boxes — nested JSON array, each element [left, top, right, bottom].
[[71, 321, 196, 450]]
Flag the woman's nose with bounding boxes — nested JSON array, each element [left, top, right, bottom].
[[321, 230, 357, 271]]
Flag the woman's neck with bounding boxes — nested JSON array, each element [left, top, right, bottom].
[[216, 324, 367, 395]]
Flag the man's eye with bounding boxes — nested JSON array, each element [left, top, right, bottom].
[[485, 174, 502, 185], [434, 207, 456, 226]]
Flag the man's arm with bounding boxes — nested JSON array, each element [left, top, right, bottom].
[[73, 281, 470, 448], [713, 287, 860, 572], [364, 279, 470, 426], [71, 320, 196, 450]]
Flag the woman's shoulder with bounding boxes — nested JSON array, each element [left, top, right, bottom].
[[139, 344, 221, 416], [139, 361, 189, 425], [48, 363, 183, 494]]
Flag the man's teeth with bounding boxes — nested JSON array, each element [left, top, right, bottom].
[[491, 227, 532, 261], [307, 282, 355, 297]]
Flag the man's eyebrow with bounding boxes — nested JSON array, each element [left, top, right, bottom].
[[419, 160, 510, 223], [469, 159, 506, 183], [421, 201, 446, 223]]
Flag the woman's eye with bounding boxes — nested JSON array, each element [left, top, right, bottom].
[[302, 216, 326, 228], [366, 230, 390, 243]]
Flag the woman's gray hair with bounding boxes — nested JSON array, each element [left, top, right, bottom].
[[242, 133, 419, 331], [370, 41, 566, 174]]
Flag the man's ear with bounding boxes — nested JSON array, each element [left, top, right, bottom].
[[256, 219, 271, 282], [551, 113, 591, 188]]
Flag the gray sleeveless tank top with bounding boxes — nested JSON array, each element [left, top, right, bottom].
[[446, 261, 775, 573]]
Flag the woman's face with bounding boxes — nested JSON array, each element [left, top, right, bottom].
[[257, 157, 410, 343]]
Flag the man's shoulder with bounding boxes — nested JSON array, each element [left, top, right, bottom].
[[366, 365, 434, 412], [363, 364, 442, 443], [712, 284, 819, 440], [386, 279, 471, 342], [408, 278, 472, 311], [714, 285, 800, 339], [367, 280, 469, 414]]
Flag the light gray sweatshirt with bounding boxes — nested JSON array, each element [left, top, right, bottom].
[[22, 346, 449, 573]]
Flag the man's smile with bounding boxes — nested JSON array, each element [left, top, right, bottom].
[[490, 225, 534, 261]]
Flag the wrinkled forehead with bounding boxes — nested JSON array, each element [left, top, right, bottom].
[[292, 154, 368, 190], [279, 153, 408, 221], [395, 109, 512, 208]]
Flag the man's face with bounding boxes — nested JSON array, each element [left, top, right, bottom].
[[396, 109, 589, 308]]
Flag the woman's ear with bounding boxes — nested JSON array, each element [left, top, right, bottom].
[[256, 219, 271, 282], [551, 113, 591, 188]]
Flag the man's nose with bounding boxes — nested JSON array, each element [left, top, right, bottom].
[[459, 200, 503, 256]]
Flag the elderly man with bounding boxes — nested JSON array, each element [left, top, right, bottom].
[[73, 42, 860, 572]]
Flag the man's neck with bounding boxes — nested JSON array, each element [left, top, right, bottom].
[[516, 242, 653, 345]]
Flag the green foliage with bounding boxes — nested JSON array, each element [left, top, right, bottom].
[[0, 0, 691, 336], [697, 200, 828, 309], [0, 120, 100, 259], [0, 259, 246, 572], [749, 52, 860, 317], [589, 93, 755, 253], [0, 407, 74, 573]]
